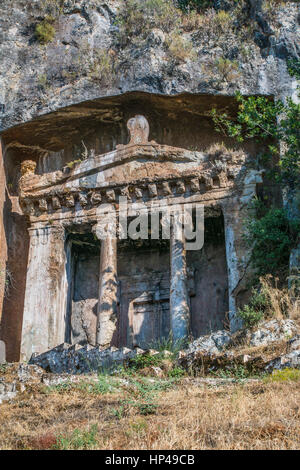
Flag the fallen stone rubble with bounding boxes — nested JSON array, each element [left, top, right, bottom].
[[178, 320, 300, 374], [29, 343, 150, 374], [1, 319, 299, 404]]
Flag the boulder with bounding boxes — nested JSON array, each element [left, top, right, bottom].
[[249, 319, 298, 347]]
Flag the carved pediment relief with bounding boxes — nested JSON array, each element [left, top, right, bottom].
[[19, 116, 241, 217]]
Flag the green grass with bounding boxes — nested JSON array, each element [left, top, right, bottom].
[[43, 374, 119, 396], [54, 425, 98, 450], [211, 364, 265, 381]]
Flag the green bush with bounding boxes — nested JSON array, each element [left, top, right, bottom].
[[126, 353, 164, 371], [35, 17, 56, 45], [211, 90, 300, 186], [237, 304, 264, 328], [244, 205, 299, 277], [287, 58, 300, 81], [167, 367, 186, 378], [237, 282, 271, 328]]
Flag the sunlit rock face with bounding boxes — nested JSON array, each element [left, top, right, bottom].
[[0, 0, 298, 130]]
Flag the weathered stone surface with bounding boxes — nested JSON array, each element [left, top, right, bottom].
[[0, 340, 6, 364], [1, 1, 299, 362], [0, 363, 45, 403], [0, 1, 298, 131], [185, 330, 232, 356], [249, 319, 298, 347], [265, 349, 300, 372], [178, 320, 300, 373]]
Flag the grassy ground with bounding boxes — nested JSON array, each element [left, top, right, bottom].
[[0, 369, 300, 450]]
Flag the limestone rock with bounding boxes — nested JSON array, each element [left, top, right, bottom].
[[0, 1, 299, 131], [185, 330, 232, 356], [178, 321, 300, 373], [0, 363, 45, 404], [265, 349, 300, 372], [249, 319, 298, 347]]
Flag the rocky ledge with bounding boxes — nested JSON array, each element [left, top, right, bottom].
[[26, 318, 300, 375], [178, 319, 300, 374]]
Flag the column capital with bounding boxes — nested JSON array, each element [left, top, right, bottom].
[[28, 225, 65, 246]]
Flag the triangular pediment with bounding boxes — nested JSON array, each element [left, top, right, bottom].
[[19, 116, 207, 198], [18, 116, 238, 217]]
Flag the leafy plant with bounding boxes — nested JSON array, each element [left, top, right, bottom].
[[237, 280, 272, 327], [211, 90, 300, 186], [35, 17, 56, 45], [244, 203, 299, 276], [126, 352, 165, 371], [167, 366, 186, 378], [212, 364, 264, 380], [287, 58, 300, 81], [237, 304, 264, 328]]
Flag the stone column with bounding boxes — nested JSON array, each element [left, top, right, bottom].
[[93, 225, 118, 348], [20, 225, 68, 361], [170, 213, 190, 342], [223, 205, 252, 332]]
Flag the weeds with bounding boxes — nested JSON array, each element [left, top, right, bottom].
[[166, 31, 196, 63], [54, 424, 98, 450], [211, 364, 264, 381], [35, 16, 56, 45], [265, 368, 300, 383], [88, 49, 117, 86], [114, 0, 181, 46]]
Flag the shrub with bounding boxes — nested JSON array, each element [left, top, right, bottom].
[[211, 91, 300, 186], [214, 57, 239, 83], [244, 205, 299, 277], [287, 58, 300, 81], [167, 367, 186, 378], [237, 272, 298, 327], [126, 353, 164, 371], [35, 17, 56, 45], [238, 304, 264, 328], [176, 0, 211, 12]]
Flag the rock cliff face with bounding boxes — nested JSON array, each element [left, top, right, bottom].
[[0, 0, 298, 130], [0, 0, 298, 361]]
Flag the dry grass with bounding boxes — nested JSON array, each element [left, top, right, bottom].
[[260, 276, 300, 323], [0, 377, 299, 450]]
